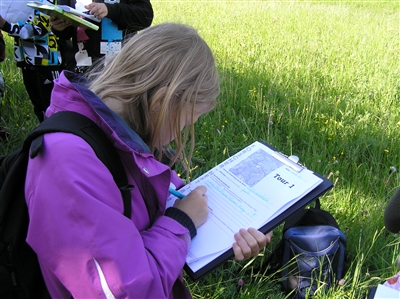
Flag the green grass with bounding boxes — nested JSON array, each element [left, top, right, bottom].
[[0, 35, 37, 153], [1, 0, 399, 298]]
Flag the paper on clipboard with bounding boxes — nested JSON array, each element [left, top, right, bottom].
[[167, 141, 328, 277]]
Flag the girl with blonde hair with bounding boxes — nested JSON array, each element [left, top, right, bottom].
[[24, 23, 271, 298]]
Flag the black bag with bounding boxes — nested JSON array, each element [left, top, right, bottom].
[[259, 199, 347, 299], [0, 111, 131, 299]]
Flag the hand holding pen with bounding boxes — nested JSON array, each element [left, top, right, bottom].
[[168, 188, 185, 199], [171, 186, 209, 228]]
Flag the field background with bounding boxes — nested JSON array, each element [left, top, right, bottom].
[[1, 0, 399, 298]]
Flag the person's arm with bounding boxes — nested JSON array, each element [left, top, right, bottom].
[[25, 133, 190, 298], [85, 0, 153, 32], [50, 17, 75, 40], [50, 0, 76, 39], [107, 0, 153, 30]]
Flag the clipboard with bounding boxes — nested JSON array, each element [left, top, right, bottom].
[[182, 141, 334, 281], [26, 1, 99, 31], [57, 5, 101, 23]]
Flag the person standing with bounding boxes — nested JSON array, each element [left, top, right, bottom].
[[0, 0, 74, 122], [50, 0, 153, 73]]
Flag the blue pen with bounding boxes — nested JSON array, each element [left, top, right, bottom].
[[169, 188, 185, 199]]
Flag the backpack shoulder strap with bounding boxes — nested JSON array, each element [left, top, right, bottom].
[[283, 198, 339, 233], [26, 111, 132, 218]]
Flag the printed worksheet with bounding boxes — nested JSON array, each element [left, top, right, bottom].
[[166, 141, 323, 272], [373, 284, 400, 299]]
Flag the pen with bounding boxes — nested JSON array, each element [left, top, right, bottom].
[[168, 188, 185, 199]]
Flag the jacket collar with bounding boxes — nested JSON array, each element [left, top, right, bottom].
[[62, 71, 151, 155]]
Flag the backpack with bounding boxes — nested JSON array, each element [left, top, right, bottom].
[[258, 199, 347, 298], [0, 111, 131, 299]]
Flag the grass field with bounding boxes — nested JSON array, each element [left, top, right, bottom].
[[1, 0, 399, 298]]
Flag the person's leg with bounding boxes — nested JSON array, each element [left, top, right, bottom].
[[21, 68, 59, 122], [0, 70, 9, 141]]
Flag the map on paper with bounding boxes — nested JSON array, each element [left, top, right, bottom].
[[229, 149, 283, 187]]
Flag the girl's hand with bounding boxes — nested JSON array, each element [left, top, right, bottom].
[[50, 16, 71, 31], [84, 3, 108, 20], [233, 228, 273, 261], [173, 186, 209, 228]]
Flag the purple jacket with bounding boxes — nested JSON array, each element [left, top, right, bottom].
[[24, 71, 192, 298]]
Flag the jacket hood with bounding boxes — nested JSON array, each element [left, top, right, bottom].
[[46, 71, 151, 155]]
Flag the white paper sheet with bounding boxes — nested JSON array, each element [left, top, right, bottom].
[[0, 1, 34, 23], [374, 284, 400, 299]]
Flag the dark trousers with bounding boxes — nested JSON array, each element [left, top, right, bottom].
[[21, 67, 60, 122]]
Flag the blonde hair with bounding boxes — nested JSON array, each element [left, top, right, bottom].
[[87, 23, 220, 178]]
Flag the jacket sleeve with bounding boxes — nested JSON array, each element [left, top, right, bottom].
[[25, 133, 190, 298], [105, 0, 153, 32], [51, 25, 76, 40], [2, 9, 52, 39]]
